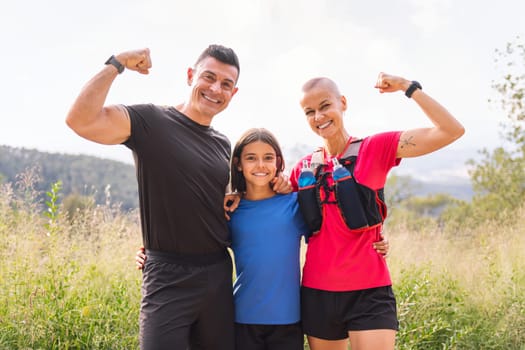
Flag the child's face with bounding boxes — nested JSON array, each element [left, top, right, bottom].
[[239, 141, 278, 188]]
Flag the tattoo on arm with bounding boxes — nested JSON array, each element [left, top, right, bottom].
[[400, 136, 416, 149]]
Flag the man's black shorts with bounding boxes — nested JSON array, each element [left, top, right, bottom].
[[301, 285, 398, 340], [140, 249, 235, 350]]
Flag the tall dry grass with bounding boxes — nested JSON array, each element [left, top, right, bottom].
[[387, 205, 525, 349], [0, 173, 143, 349], [1, 170, 523, 349]]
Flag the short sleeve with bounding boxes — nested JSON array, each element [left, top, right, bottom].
[[353, 131, 402, 189]]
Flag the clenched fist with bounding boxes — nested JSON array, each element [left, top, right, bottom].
[[114, 48, 152, 75]]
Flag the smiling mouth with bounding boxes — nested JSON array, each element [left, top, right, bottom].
[[202, 93, 220, 104], [317, 121, 332, 129], [252, 172, 269, 177]]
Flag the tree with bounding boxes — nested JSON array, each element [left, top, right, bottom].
[[467, 37, 525, 219], [492, 38, 525, 146]]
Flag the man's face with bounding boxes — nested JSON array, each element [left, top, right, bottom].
[[187, 56, 239, 120]]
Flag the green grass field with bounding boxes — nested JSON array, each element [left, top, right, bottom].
[[0, 179, 524, 349]]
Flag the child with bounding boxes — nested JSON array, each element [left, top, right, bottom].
[[228, 128, 307, 349]]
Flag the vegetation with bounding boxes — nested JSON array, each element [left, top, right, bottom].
[[0, 145, 138, 210], [388, 214, 525, 349], [0, 172, 142, 349], [1, 168, 523, 349]]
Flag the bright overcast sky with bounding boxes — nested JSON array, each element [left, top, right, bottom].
[[1, 0, 524, 177]]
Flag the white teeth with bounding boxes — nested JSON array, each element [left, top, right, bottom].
[[203, 94, 219, 103], [318, 121, 332, 129], [253, 173, 268, 176]]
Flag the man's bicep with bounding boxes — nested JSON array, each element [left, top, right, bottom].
[[85, 105, 131, 145]]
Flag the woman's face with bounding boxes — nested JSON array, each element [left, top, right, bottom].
[[300, 86, 347, 140]]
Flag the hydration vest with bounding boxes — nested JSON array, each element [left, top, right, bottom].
[[297, 140, 387, 238]]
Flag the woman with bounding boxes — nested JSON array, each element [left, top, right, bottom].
[[290, 73, 465, 350]]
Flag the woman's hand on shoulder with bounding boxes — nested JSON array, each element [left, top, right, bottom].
[[271, 173, 293, 194]]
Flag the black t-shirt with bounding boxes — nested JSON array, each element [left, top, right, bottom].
[[124, 104, 231, 254]]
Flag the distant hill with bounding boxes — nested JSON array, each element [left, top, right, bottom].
[[0, 144, 474, 211], [0, 145, 138, 210]]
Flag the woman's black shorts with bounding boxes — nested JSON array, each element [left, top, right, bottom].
[[301, 285, 398, 340]]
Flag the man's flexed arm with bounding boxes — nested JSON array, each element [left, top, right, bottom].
[[65, 48, 152, 145]]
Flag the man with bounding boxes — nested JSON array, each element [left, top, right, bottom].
[[66, 45, 288, 350]]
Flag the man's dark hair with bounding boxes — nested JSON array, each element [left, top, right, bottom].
[[195, 44, 240, 77]]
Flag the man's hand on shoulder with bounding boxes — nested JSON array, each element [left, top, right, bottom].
[[224, 192, 241, 220]]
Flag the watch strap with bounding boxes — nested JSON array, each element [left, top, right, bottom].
[[405, 81, 422, 98], [105, 55, 125, 74]]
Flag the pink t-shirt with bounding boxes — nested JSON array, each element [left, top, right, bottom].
[[290, 131, 401, 291]]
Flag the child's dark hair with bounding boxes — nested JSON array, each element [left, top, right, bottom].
[[195, 44, 240, 79], [231, 128, 285, 194]]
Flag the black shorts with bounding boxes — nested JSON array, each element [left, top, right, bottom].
[[140, 249, 235, 350], [301, 285, 398, 340], [235, 322, 304, 350]]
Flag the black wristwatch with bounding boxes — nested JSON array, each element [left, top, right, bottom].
[[405, 81, 422, 98], [105, 55, 125, 74]]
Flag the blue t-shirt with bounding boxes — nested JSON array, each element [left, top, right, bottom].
[[229, 193, 308, 324]]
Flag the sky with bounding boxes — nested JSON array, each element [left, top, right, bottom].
[[1, 0, 524, 182]]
